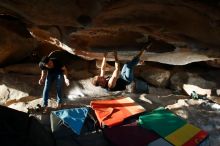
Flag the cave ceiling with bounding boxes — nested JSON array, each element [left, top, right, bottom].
[[0, 0, 220, 66]]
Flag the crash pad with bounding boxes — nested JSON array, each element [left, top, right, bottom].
[[51, 107, 89, 135], [103, 122, 160, 146], [138, 107, 186, 137], [139, 107, 208, 146], [90, 96, 145, 127], [165, 123, 208, 146]]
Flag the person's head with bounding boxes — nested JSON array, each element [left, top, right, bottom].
[[39, 56, 54, 69], [92, 76, 107, 88]]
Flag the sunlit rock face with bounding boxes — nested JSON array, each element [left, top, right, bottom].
[[0, 0, 220, 66]]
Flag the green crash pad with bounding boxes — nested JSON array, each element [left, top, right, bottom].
[[138, 107, 186, 137]]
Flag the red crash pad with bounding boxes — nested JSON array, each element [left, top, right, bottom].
[[90, 96, 145, 127], [103, 122, 160, 146]]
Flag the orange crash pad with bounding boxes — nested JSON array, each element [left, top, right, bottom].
[[90, 96, 145, 127]]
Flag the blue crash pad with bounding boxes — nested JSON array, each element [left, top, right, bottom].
[[52, 107, 89, 135]]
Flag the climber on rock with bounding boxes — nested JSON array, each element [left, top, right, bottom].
[[92, 49, 145, 91]]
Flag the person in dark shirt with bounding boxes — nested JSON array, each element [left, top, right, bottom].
[[92, 50, 145, 91], [38, 51, 70, 109]]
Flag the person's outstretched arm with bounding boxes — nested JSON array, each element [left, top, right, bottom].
[[100, 52, 108, 77], [108, 51, 120, 89], [62, 66, 70, 86]]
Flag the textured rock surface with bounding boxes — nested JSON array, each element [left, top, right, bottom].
[[0, 0, 219, 66]]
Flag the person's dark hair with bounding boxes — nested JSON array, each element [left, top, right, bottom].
[[39, 56, 49, 70], [91, 76, 99, 86]]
